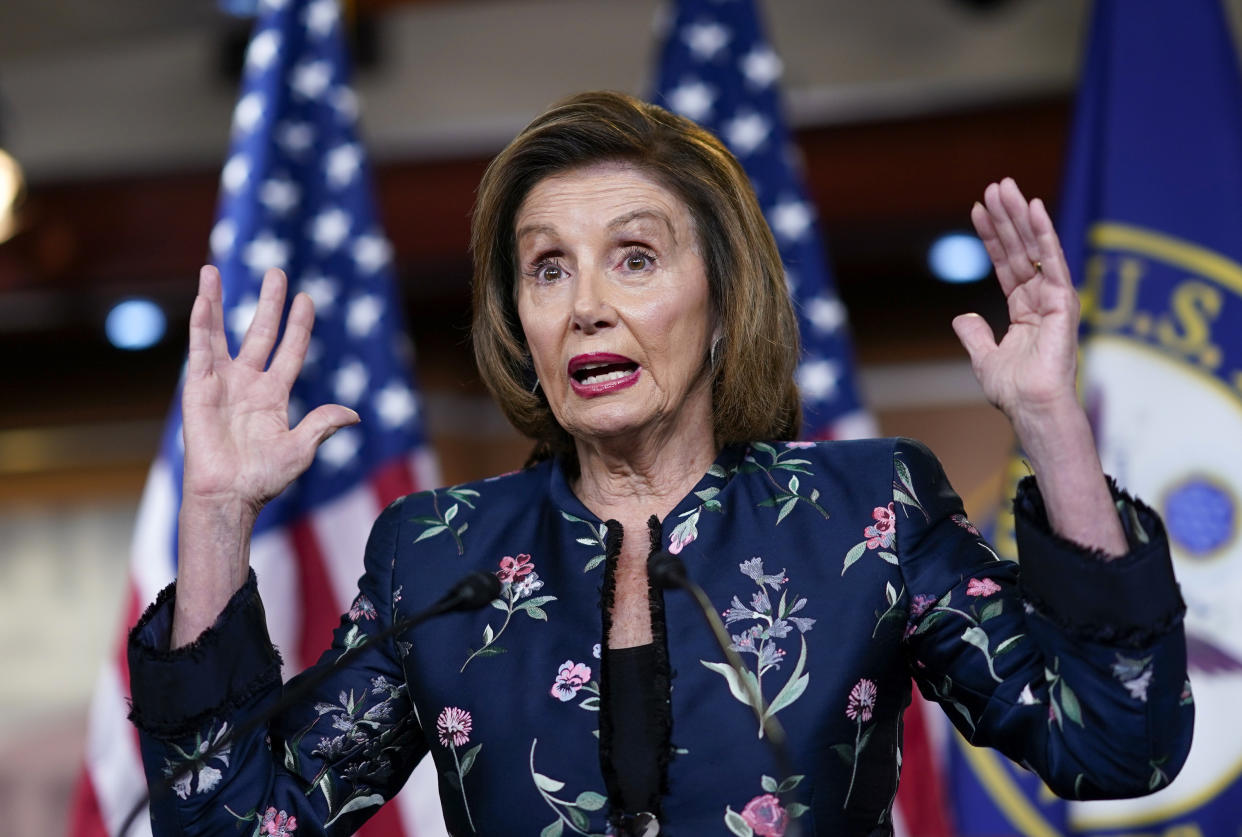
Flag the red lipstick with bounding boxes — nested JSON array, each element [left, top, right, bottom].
[[567, 353, 641, 397]]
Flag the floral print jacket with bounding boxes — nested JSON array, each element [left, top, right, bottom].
[[128, 438, 1193, 836]]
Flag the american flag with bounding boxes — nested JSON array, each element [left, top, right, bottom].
[[69, 0, 443, 834], [653, 0, 875, 441], [653, 3, 950, 835]]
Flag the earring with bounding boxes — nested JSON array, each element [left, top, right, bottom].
[[531, 376, 541, 394], [709, 336, 722, 370]]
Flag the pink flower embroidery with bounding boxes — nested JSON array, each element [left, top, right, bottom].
[[550, 660, 592, 701], [967, 577, 1001, 597], [348, 594, 376, 622], [846, 678, 878, 722], [784, 441, 816, 449], [951, 513, 980, 536], [436, 706, 473, 748], [260, 807, 297, 835], [497, 553, 534, 583], [741, 793, 789, 837], [864, 503, 896, 549]]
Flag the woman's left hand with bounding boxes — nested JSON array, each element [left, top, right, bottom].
[[953, 178, 1081, 423]]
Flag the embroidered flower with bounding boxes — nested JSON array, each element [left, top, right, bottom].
[[348, 594, 376, 621], [951, 513, 980, 536], [966, 578, 1001, 597], [592, 643, 601, 659], [739, 556, 788, 590], [784, 440, 816, 449], [740, 793, 789, 837], [497, 553, 534, 583], [1111, 654, 1154, 702], [846, 678, 878, 722], [909, 594, 936, 619], [864, 503, 896, 549], [260, 807, 298, 835], [1018, 683, 1038, 705], [550, 660, 592, 701], [513, 571, 544, 599], [436, 706, 472, 748]]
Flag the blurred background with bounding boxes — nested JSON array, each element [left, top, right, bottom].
[[1, 1, 1237, 834]]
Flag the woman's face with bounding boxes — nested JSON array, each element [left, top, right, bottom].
[[514, 162, 717, 449]]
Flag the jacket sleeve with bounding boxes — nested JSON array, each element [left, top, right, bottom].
[[893, 437, 1193, 800], [127, 497, 426, 836]]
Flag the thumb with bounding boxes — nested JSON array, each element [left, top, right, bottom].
[[952, 313, 997, 368], [291, 404, 362, 457]]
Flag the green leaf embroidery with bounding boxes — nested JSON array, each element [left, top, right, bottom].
[[459, 743, 482, 777], [760, 774, 778, 793], [1059, 679, 1084, 727], [878, 551, 898, 565], [831, 742, 855, 765], [575, 791, 606, 811], [525, 606, 548, 621], [765, 637, 810, 719], [566, 806, 589, 831], [842, 540, 868, 574], [776, 497, 798, 524], [541, 820, 565, 837], [324, 793, 384, 827], [533, 772, 565, 793], [725, 806, 755, 837], [993, 634, 1024, 656], [776, 775, 804, 793], [696, 486, 721, 502], [786, 802, 810, 818], [980, 601, 1004, 622], [413, 525, 447, 543]]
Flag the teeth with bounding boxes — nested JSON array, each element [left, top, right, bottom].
[[581, 369, 630, 385]]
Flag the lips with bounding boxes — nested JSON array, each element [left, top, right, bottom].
[[567, 352, 641, 396]]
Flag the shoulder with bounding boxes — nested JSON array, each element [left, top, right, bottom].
[[381, 460, 554, 521], [748, 437, 937, 469]]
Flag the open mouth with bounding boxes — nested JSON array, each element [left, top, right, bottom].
[[568, 353, 641, 394]]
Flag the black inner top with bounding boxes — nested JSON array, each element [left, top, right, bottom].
[[602, 642, 663, 816]]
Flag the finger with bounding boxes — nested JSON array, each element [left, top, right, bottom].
[[269, 292, 315, 390], [1029, 198, 1074, 289], [289, 403, 362, 466], [997, 178, 1041, 263], [186, 292, 214, 381], [237, 268, 288, 370], [952, 313, 998, 370], [199, 265, 231, 361], [982, 181, 1039, 285], [971, 199, 1020, 296]]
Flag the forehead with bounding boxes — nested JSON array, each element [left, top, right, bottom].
[[514, 162, 693, 242]]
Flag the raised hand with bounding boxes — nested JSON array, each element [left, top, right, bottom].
[[952, 178, 1080, 423], [173, 266, 359, 646], [953, 179, 1125, 557]]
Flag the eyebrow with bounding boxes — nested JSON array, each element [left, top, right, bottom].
[[607, 209, 677, 243]]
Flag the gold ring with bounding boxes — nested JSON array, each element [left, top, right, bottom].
[[1032, 260, 1042, 273]]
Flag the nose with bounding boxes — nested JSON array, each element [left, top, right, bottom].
[[570, 268, 616, 334]]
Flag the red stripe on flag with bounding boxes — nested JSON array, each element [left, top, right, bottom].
[[370, 457, 418, 506], [356, 787, 411, 837], [896, 682, 954, 837], [289, 519, 346, 671], [68, 765, 110, 837]]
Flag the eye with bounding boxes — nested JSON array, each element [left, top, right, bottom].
[[525, 258, 566, 283], [621, 248, 656, 272]]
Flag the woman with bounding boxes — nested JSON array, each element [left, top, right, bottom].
[[129, 92, 1191, 836]]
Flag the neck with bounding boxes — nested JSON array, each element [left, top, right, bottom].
[[572, 415, 717, 525]]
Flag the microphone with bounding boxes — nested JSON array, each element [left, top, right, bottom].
[[120, 570, 502, 837], [649, 551, 802, 836]]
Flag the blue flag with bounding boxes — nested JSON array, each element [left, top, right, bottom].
[[949, 1, 1242, 833], [652, 0, 873, 441]]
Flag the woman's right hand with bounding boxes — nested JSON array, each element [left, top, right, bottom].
[[172, 266, 359, 647]]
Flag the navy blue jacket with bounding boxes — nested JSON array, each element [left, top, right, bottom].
[[129, 438, 1192, 836]]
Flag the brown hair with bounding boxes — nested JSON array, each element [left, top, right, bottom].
[[470, 90, 801, 458]]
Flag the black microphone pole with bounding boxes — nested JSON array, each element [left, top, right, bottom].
[[119, 570, 502, 837]]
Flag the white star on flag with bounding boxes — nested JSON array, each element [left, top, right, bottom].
[[667, 80, 716, 121], [325, 143, 362, 188], [311, 207, 351, 250], [221, 154, 251, 194], [277, 121, 314, 156], [346, 294, 383, 337], [332, 87, 359, 121], [242, 231, 291, 275], [333, 359, 369, 404], [228, 295, 260, 342], [684, 22, 730, 60], [741, 46, 782, 87], [806, 296, 845, 334], [246, 29, 281, 72], [304, 0, 339, 37], [352, 234, 392, 274], [724, 112, 770, 155], [298, 273, 338, 313], [317, 426, 361, 469], [769, 199, 813, 242], [291, 59, 332, 100], [260, 0, 288, 11], [797, 359, 840, 402], [210, 219, 236, 258], [233, 92, 266, 136], [375, 381, 418, 428], [260, 178, 300, 215]]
